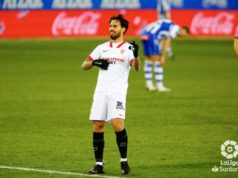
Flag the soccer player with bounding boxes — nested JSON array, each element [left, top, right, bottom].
[[140, 19, 189, 92], [234, 26, 238, 55], [157, 0, 174, 58], [81, 14, 140, 175]]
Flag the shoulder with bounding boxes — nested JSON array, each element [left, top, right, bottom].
[[122, 42, 134, 52], [96, 41, 110, 49], [169, 24, 180, 38], [161, 20, 174, 28], [160, 20, 178, 33], [123, 42, 131, 48]]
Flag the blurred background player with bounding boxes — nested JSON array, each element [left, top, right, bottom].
[[140, 19, 189, 92], [157, 0, 174, 58], [234, 26, 238, 55]]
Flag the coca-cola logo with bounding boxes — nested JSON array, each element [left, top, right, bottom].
[[52, 11, 101, 36], [191, 11, 235, 35]]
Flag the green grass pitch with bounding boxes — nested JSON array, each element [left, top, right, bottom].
[[0, 38, 238, 178]]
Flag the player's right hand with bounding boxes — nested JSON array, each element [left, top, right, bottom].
[[92, 59, 109, 70]]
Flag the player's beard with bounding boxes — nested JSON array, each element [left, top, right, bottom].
[[110, 31, 121, 40]]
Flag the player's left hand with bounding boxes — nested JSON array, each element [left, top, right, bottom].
[[129, 41, 139, 58]]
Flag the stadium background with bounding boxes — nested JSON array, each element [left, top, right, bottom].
[[0, 0, 238, 178], [0, 0, 238, 38]]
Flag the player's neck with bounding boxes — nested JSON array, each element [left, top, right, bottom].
[[111, 36, 124, 43]]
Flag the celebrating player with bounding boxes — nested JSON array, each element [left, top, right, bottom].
[[81, 14, 140, 175], [140, 19, 189, 92]]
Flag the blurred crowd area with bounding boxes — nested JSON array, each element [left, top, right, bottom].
[[0, 0, 237, 38]]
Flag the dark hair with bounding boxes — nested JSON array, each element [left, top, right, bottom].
[[109, 14, 129, 34], [181, 26, 190, 34]]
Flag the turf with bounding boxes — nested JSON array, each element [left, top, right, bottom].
[[0, 38, 238, 178]]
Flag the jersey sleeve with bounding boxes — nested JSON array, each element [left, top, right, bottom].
[[169, 25, 180, 39], [88, 45, 101, 61]]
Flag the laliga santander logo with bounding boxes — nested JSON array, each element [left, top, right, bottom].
[[191, 11, 235, 35], [52, 11, 101, 36], [221, 140, 238, 159], [211, 140, 238, 173]]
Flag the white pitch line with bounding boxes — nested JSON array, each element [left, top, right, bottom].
[[0, 165, 122, 178]]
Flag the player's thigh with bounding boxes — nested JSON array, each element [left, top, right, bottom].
[[146, 55, 161, 62], [142, 40, 156, 56], [107, 93, 126, 121], [90, 92, 107, 121], [152, 55, 161, 62], [145, 56, 154, 62], [143, 40, 161, 57]]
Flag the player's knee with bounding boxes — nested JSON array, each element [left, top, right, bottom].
[[93, 121, 105, 132]]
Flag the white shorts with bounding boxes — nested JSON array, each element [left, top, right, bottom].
[[90, 91, 127, 122]]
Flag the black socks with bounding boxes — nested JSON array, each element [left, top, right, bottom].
[[93, 129, 128, 163], [93, 132, 104, 162], [115, 129, 128, 159]]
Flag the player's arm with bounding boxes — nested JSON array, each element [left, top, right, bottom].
[[131, 57, 140, 72], [129, 41, 140, 72], [160, 37, 171, 65], [82, 57, 93, 70], [82, 57, 109, 70]]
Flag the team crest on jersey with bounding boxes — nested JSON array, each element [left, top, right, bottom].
[[116, 101, 125, 110], [120, 49, 125, 54]]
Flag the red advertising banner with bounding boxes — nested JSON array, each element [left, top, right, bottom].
[[0, 9, 237, 38], [0, 10, 157, 38], [172, 10, 238, 37]]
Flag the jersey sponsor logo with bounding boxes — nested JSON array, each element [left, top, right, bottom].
[[102, 49, 110, 52], [102, 57, 125, 64], [116, 101, 125, 110]]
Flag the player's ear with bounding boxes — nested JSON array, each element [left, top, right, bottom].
[[122, 27, 126, 34]]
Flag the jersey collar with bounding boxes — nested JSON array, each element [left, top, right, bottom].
[[109, 41, 126, 48]]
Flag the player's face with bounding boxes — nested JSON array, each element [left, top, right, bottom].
[[179, 28, 188, 37], [109, 20, 125, 40]]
